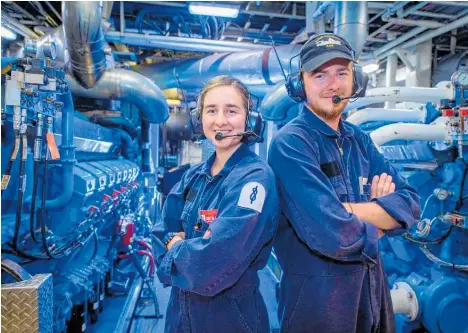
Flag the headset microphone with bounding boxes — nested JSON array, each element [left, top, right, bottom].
[[332, 86, 364, 104], [332, 95, 353, 104], [215, 131, 260, 141]]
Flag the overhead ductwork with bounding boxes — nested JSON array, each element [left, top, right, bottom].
[[67, 69, 169, 123], [132, 44, 302, 98], [62, 2, 107, 88], [334, 2, 368, 58]]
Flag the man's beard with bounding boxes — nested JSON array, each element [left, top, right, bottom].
[[306, 98, 347, 120]]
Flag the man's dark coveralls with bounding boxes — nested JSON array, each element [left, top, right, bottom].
[[153, 143, 279, 333], [268, 110, 420, 333]]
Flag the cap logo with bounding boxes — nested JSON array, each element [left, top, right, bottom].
[[315, 37, 342, 48]]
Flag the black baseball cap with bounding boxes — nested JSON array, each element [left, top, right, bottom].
[[300, 34, 357, 73]]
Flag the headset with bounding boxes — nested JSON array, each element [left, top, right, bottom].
[[285, 33, 369, 103], [190, 77, 264, 144]]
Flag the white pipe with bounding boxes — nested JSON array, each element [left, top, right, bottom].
[[390, 282, 419, 321], [347, 108, 426, 126], [345, 81, 454, 111], [370, 123, 448, 147]]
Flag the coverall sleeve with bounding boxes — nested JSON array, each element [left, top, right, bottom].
[[156, 167, 278, 297], [363, 133, 421, 236], [268, 130, 378, 264]]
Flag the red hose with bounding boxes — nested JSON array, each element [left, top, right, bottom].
[[137, 250, 155, 277], [136, 239, 152, 252]]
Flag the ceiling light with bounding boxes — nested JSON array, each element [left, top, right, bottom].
[[1, 26, 17, 40], [362, 62, 380, 74], [189, 2, 240, 18]]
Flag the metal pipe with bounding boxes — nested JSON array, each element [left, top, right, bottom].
[[334, 1, 368, 57], [395, 50, 415, 71], [1, 12, 40, 39], [259, 82, 296, 121], [390, 282, 419, 321], [3, 1, 41, 24], [44, 1, 62, 22], [45, 89, 76, 210], [397, 14, 468, 51], [345, 83, 454, 111], [3, 22, 30, 39], [370, 123, 447, 147], [366, 11, 468, 61], [120, 1, 125, 34], [385, 53, 398, 108], [346, 108, 426, 126], [132, 44, 301, 97], [92, 116, 138, 138], [383, 18, 444, 29], [312, 2, 332, 19], [105, 31, 269, 53], [102, 2, 114, 21], [412, 11, 455, 20], [67, 69, 169, 124], [62, 2, 106, 88], [362, 26, 428, 60], [433, 1, 468, 7]]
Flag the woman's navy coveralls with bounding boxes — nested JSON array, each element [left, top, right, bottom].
[[268, 110, 420, 333], [153, 143, 279, 333]]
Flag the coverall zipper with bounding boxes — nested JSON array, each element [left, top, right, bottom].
[[335, 138, 351, 201]]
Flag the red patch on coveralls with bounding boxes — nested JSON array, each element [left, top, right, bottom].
[[200, 209, 218, 224]]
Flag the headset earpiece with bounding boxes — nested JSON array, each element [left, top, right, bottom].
[[352, 65, 368, 97]]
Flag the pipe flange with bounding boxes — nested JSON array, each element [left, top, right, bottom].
[[393, 281, 419, 321]]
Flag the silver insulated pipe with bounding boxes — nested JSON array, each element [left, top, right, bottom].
[[334, 2, 368, 58], [63, 2, 106, 88]]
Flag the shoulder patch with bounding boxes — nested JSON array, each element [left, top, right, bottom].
[[237, 182, 266, 213]]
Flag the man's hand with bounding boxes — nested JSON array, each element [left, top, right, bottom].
[[370, 173, 396, 238], [371, 173, 395, 199]]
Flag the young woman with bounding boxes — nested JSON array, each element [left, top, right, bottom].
[[153, 76, 279, 333]]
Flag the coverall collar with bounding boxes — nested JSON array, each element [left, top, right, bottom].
[[303, 106, 354, 138], [201, 143, 251, 177]]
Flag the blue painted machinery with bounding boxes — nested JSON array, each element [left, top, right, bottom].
[[1, 54, 165, 332], [368, 74, 468, 333]]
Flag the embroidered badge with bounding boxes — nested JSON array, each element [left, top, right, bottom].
[[200, 209, 218, 224], [315, 37, 342, 48], [237, 182, 266, 213]]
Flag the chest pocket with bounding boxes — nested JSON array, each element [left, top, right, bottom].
[[321, 160, 348, 202]]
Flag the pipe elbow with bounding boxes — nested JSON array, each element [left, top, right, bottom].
[[114, 69, 170, 124]]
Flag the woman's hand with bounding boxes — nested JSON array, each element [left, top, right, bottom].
[[203, 229, 212, 239], [167, 235, 184, 250]]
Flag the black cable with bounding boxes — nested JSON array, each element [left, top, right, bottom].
[[29, 161, 41, 242], [12, 135, 28, 250], [1, 130, 20, 195], [91, 229, 99, 261], [456, 166, 468, 210], [39, 152, 61, 259]]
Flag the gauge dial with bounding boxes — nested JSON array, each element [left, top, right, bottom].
[[451, 70, 468, 89]]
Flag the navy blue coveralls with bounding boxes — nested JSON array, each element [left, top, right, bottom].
[[153, 143, 279, 333], [268, 109, 420, 333]]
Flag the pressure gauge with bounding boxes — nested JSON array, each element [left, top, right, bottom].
[[451, 70, 468, 89], [43, 42, 57, 60]]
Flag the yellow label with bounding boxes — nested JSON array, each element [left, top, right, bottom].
[[1, 175, 11, 190]]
